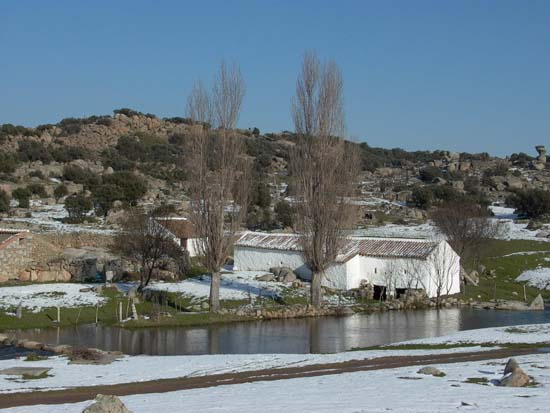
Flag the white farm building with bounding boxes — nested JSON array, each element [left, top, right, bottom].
[[234, 232, 461, 299]]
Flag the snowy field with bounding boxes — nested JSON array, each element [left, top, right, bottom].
[[147, 271, 287, 301], [516, 268, 550, 290], [399, 323, 550, 346], [0, 346, 489, 394], [0, 284, 104, 312], [357, 205, 550, 243], [4, 202, 115, 235], [3, 352, 550, 413]]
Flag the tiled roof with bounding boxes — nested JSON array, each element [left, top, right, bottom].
[[235, 232, 438, 261], [0, 229, 29, 249], [155, 218, 196, 239]]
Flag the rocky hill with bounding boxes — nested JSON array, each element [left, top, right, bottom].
[[0, 108, 549, 233]]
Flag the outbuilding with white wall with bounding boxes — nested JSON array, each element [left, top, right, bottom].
[[234, 232, 461, 299]]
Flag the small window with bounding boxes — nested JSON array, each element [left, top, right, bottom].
[[374, 268, 377, 274], [18, 238, 26, 245]]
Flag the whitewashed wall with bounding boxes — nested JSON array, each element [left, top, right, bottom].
[[233, 246, 347, 286], [233, 241, 461, 298]]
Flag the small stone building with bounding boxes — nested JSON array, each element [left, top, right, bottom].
[[0, 229, 33, 282], [154, 217, 201, 257]]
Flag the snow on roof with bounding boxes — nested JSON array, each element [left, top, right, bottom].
[[235, 232, 439, 261]]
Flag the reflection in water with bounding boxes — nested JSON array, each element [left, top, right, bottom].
[[7, 308, 550, 355]]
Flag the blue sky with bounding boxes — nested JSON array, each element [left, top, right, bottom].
[[1, 0, 549, 156]]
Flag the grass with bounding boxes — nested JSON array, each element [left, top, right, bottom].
[[464, 377, 490, 385], [24, 353, 48, 362], [458, 239, 550, 303]]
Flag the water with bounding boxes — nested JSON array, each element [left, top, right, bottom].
[[6, 308, 550, 355]]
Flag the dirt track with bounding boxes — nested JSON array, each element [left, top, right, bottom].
[[0, 347, 539, 409]]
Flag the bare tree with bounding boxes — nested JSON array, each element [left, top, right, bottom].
[[186, 62, 250, 312], [430, 200, 500, 265], [291, 51, 360, 308], [426, 241, 460, 306], [115, 208, 178, 292]]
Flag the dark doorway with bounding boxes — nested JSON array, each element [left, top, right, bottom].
[[373, 285, 386, 301]]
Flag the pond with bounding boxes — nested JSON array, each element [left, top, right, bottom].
[[7, 308, 550, 355]]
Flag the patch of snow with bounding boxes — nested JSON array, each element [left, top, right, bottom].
[[399, 323, 550, 346], [3, 203, 115, 235], [147, 271, 288, 301], [516, 268, 550, 290], [4, 352, 550, 412], [0, 284, 104, 312], [0, 346, 489, 394], [489, 205, 518, 220]]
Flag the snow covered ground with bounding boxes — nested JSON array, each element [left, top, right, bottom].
[[4, 352, 550, 413], [516, 268, 550, 290], [147, 271, 287, 302], [0, 284, 104, 312], [0, 346, 489, 394], [399, 323, 550, 346], [357, 205, 548, 243], [4, 202, 115, 235]]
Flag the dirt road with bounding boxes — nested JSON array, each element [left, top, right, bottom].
[[0, 347, 539, 409]]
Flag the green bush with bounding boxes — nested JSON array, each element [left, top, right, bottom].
[[12, 187, 31, 208], [0, 153, 18, 174], [63, 165, 101, 187], [54, 184, 69, 200], [0, 190, 9, 213], [411, 186, 433, 209], [17, 140, 53, 164], [507, 189, 550, 219], [26, 183, 47, 197], [0, 124, 34, 141], [51, 145, 89, 162], [65, 193, 93, 220], [419, 166, 443, 183], [102, 171, 147, 205], [274, 200, 294, 228]]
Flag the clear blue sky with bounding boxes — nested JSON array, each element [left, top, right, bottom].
[[1, 0, 549, 156]]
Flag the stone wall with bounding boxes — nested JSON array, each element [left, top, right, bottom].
[[0, 232, 33, 282]]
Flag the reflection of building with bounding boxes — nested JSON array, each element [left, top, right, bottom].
[[234, 232, 461, 298], [154, 217, 201, 257], [0, 229, 32, 282]]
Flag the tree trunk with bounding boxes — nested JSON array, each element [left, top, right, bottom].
[[210, 271, 221, 312], [311, 272, 322, 308]]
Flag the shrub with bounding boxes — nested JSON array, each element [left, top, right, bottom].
[[26, 183, 47, 197], [62, 165, 101, 187], [64, 193, 93, 220], [411, 186, 433, 209], [0, 153, 18, 174], [54, 184, 69, 200], [0, 124, 34, 141], [164, 117, 193, 125], [103, 171, 147, 204], [0, 190, 9, 213], [51, 145, 89, 162], [113, 108, 144, 117], [274, 200, 294, 228], [17, 140, 53, 164], [168, 133, 186, 146], [483, 162, 509, 178], [419, 166, 443, 183], [12, 187, 31, 208], [28, 170, 45, 179], [507, 189, 550, 219], [92, 184, 121, 216]]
